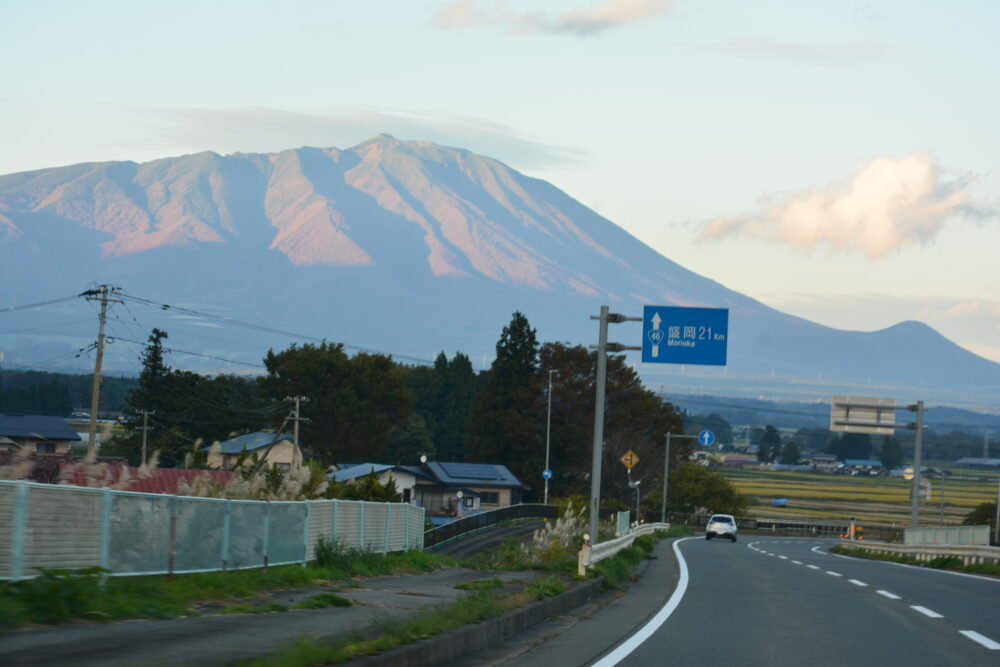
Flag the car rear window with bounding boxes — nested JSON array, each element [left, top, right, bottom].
[[710, 516, 733, 523]]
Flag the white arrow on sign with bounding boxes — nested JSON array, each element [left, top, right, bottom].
[[648, 312, 665, 358]]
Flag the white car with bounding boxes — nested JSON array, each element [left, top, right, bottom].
[[705, 514, 738, 542]]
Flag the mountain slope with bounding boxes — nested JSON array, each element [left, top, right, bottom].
[[1, 135, 998, 399]]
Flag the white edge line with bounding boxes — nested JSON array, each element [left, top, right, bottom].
[[911, 605, 944, 619], [877, 590, 901, 599], [959, 630, 1000, 650], [868, 556, 1000, 584], [592, 537, 695, 666]]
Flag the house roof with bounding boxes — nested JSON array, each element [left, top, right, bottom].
[[210, 432, 296, 455], [330, 463, 435, 483], [844, 459, 882, 467], [956, 457, 1000, 467], [425, 461, 526, 489], [0, 414, 81, 442]]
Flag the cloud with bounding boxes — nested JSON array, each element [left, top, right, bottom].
[[136, 106, 584, 170], [433, 0, 678, 37], [697, 153, 996, 258], [718, 38, 889, 64]]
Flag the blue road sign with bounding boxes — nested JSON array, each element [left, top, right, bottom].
[[699, 430, 715, 447], [542, 469, 553, 480], [641, 306, 729, 366]]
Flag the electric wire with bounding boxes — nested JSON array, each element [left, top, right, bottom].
[[0, 294, 81, 313]]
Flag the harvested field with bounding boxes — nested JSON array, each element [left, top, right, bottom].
[[720, 467, 999, 527]]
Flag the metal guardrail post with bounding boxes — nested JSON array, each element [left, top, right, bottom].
[[11, 481, 28, 581], [222, 500, 232, 571], [303, 500, 311, 566], [262, 501, 271, 569], [99, 487, 112, 576]]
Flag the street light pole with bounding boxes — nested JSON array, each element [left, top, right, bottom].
[[544, 369, 555, 505], [662, 432, 698, 523]]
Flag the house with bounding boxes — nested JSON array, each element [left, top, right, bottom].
[[329, 463, 436, 504], [0, 414, 81, 454], [204, 432, 301, 471], [803, 454, 839, 472], [329, 460, 528, 523], [842, 459, 883, 475]]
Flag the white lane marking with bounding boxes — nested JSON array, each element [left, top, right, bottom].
[[848, 579, 867, 587], [791, 560, 802, 565], [877, 590, 901, 600], [811, 546, 825, 555], [778, 555, 788, 560], [807, 565, 820, 570], [911, 605, 944, 619], [826, 571, 843, 577], [592, 537, 695, 666], [960, 631, 1000, 650], [846, 554, 1000, 584]]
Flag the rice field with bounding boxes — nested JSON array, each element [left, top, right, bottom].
[[720, 467, 1000, 527]]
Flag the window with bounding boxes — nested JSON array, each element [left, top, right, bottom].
[[480, 492, 499, 505], [463, 497, 474, 508], [36, 443, 56, 453]]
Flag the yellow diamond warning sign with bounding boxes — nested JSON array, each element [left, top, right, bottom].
[[620, 450, 639, 470]]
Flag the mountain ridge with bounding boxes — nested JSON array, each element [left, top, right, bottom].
[[1, 136, 998, 404]]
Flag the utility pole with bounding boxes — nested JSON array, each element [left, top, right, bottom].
[[544, 370, 555, 505], [662, 432, 698, 523], [587, 306, 641, 546], [909, 401, 924, 529], [83, 285, 121, 461], [140, 409, 154, 465], [285, 396, 310, 453]]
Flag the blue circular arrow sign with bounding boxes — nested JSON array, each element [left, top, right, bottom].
[[542, 469, 553, 480], [698, 430, 715, 446]]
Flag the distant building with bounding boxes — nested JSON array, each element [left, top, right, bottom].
[[842, 459, 882, 475], [204, 432, 301, 471], [802, 454, 839, 472], [955, 457, 1000, 470], [0, 414, 81, 454]]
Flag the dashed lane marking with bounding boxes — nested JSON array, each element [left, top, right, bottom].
[[825, 571, 843, 577], [807, 565, 820, 570], [959, 631, 1000, 650], [848, 579, 867, 587], [791, 560, 802, 565], [877, 590, 901, 600], [911, 605, 944, 619]]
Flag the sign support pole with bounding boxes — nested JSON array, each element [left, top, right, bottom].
[[910, 400, 924, 529], [588, 306, 610, 547]]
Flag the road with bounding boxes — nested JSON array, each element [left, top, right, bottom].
[[601, 537, 1000, 666]]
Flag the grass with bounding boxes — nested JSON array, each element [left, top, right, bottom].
[[0, 549, 454, 631], [832, 544, 1000, 576], [455, 577, 503, 591]]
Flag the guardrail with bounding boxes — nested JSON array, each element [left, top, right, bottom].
[[423, 503, 559, 550], [0, 479, 424, 580], [839, 540, 1000, 566], [904, 525, 990, 546], [679, 513, 903, 542]]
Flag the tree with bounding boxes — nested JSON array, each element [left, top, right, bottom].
[[383, 413, 435, 465], [684, 413, 733, 449], [779, 440, 801, 465], [669, 462, 749, 516], [828, 433, 872, 461], [467, 312, 541, 480], [259, 343, 411, 465], [761, 425, 781, 462], [962, 502, 997, 536], [880, 437, 904, 470]]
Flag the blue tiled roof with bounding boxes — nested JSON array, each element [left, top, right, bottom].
[[844, 459, 882, 467], [425, 461, 525, 488], [211, 432, 295, 455], [0, 414, 81, 441]]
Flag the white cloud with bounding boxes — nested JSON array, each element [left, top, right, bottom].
[[136, 106, 584, 170], [697, 153, 995, 258], [433, 0, 678, 37]]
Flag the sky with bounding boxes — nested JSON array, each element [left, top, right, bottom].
[[1, 0, 998, 362]]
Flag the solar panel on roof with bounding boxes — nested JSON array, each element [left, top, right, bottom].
[[439, 462, 504, 480]]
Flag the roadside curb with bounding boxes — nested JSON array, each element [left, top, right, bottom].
[[354, 577, 606, 666]]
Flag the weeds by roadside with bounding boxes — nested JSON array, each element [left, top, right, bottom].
[[831, 545, 1000, 576], [0, 548, 452, 631]]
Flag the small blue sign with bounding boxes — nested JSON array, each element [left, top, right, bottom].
[[641, 306, 729, 366], [542, 469, 552, 480], [699, 430, 715, 447]]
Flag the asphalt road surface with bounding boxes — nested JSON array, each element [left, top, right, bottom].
[[600, 537, 1000, 667]]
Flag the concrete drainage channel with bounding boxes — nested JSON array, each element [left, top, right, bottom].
[[353, 577, 607, 666]]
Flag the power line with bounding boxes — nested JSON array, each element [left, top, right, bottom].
[[0, 294, 81, 313], [119, 292, 435, 366]]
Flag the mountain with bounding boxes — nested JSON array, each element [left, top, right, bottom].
[[1, 135, 998, 408]]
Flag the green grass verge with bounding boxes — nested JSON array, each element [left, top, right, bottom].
[[0, 549, 453, 631], [831, 545, 1000, 576]]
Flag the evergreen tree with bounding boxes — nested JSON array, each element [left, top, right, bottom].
[[467, 312, 540, 480], [880, 437, 904, 469], [761, 425, 781, 462], [779, 440, 801, 465]]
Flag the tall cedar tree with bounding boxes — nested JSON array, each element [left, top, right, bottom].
[[259, 342, 410, 465], [533, 342, 685, 507], [467, 313, 540, 481]]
